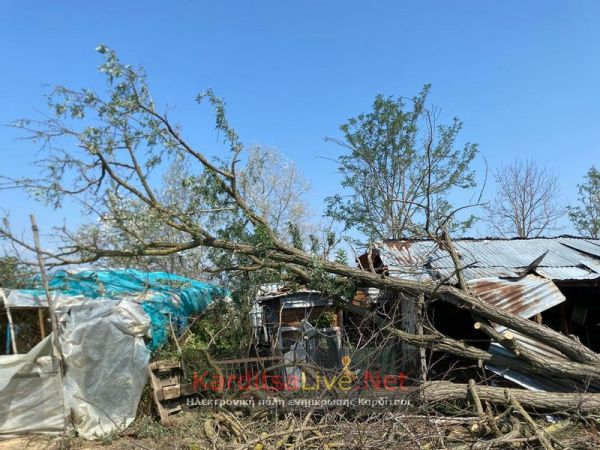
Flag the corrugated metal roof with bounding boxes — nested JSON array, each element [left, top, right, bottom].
[[377, 237, 600, 282], [486, 361, 600, 392], [281, 297, 334, 309], [485, 365, 565, 392], [468, 275, 566, 321], [451, 267, 520, 280], [257, 283, 288, 296], [387, 267, 520, 281], [535, 266, 600, 281], [557, 238, 600, 258]]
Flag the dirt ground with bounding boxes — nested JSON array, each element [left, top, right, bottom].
[[0, 438, 40, 450]]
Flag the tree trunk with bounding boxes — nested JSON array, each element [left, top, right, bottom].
[[412, 381, 600, 412]]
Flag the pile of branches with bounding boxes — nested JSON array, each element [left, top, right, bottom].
[[120, 393, 599, 450]]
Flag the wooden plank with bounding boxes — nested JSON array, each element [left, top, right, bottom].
[[150, 360, 181, 371], [156, 374, 181, 388], [180, 382, 198, 396], [160, 385, 181, 401], [147, 364, 174, 425], [166, 404, 182, 414], [216, 356, 282, 365], [38, 309, 46, 339]]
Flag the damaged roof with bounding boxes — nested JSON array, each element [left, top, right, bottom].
[[468, 275, 566, 322], [255, 284, 335, 308], [366, 237, 600, 392], [372, 236, 600, 282]]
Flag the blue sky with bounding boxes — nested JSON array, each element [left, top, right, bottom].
[[1, 1, 599, 243]]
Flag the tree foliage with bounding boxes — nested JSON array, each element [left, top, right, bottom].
[[568, 166, 600, 239], [0, 256, 33, 289], [71, 145, 314, 282], [325, 85, 478, 242], [239, 146, 311, 236]]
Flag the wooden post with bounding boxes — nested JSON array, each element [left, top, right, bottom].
[[30, 215, 64, 364], [29, 215, 67, 434], [535, 313, 543, 325], [400, 294, 418, 373], [0, 289, 18, 354], [38, 309, 46, 339]]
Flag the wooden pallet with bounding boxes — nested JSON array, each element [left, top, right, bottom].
[[148, 356, 283, 425], [147, 360, 192, 424]]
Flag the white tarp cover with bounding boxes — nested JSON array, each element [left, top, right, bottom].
[[5, 289, 51, 308], [0, 336, 65, 438], [0, 296, 150, 439], [58, 298, 150, 439]]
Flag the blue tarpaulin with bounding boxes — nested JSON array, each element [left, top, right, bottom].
[[12, 269, 228, 349]]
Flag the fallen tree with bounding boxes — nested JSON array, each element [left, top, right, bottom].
[[1, 46, 600, 414], [415, 381, 600, 412]]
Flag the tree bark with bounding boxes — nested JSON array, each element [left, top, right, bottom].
[[411, 381, 600, 412]]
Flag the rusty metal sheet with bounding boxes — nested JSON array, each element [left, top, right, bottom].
[[467, 275, 578, 391], [468, 275, 565, 321]]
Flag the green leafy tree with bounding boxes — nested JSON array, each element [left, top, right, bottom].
[[0, 256, 33, 289], [72, 145, 313, 281], [569, 166, 600, 239], [325, 85, 478, 242]]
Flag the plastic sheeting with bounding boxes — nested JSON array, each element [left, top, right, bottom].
[[57, 298, 150, 439], [7, 269, 228, 348], [1, 268, 226, 439], [282, 323, 314, 383], [0, 297, 150, 439], [0, 336, 65, 438]]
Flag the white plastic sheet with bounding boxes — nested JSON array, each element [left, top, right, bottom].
[[0, 336, 65, 438], [0, 297, 150, 439], [57, 298, 150, 439]]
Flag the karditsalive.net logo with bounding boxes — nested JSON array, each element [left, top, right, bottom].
[[192, 355, 408, 393]]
